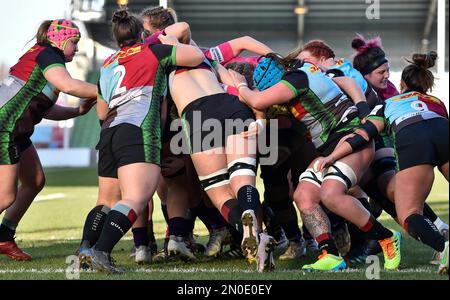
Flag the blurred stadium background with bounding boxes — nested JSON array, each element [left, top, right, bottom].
[[0, 0, 448, 166], [0, 0, 448, 279]]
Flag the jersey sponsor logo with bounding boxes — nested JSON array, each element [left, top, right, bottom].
[[209, 47, 224, 63], [308, 64, 321, 73], [394, 111, 423, 125], [104, 45, 143, 68]]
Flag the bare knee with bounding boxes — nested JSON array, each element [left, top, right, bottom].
[[320, 185, 342, 212], [0, 195, 16, 212], [295, 187, 319, 213], [20, 173, 46, 194], [35, 174, 46, 192]]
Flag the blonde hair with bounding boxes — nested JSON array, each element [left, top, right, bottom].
[[141, 6, 177, 30]]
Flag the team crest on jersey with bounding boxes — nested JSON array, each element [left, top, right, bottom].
[[308, 64, 321, 73], [336, 59, 344, 66], [104, 45, 143, 68], [27, 46, 39, 54], [391, 91, 441, 104], [391, 92, 419, 101]]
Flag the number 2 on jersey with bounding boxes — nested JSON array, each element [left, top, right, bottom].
[[114, 65, 127, 97]]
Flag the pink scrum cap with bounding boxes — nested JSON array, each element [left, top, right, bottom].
[[47, 19, 81, 51]]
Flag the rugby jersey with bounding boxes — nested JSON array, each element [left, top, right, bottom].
[[367, 91, 448, 133], [281, 62, 357, 149], [0, 43, 64, 140]]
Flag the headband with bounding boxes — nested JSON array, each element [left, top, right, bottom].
[[359, 56, 388, 75]]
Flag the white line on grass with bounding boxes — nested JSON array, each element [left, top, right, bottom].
[[0, 267, 436, 274], [35, 193, 67, 202]]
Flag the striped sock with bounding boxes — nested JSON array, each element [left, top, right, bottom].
[[95, 203, 137, 253]]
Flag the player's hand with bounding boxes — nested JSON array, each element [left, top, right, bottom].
[[78, 98, 97, 115], [228, 69, 247, 89], [312, 156, 335, 172], [158, 34, 179, 46]]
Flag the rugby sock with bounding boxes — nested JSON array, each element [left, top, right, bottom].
[[316, 233, 339, 256], [359, 216, 392, 240], [191, 201, 228, 231], [0, 219, 17, 242], [185, 209, 196, 233], [168, 217, 188, 237], [347, 223, 367, 253], [147, 220, 157, 254], [228, 225, 243, 245], [221, 199, 243, 234], [423, 203, 448, 232], [261, 203, 285, 241], [163, 225, 170, 252], [283, 222, 302, 242], [191, 202, 212, 231], [81, 205, 110, 247], [423, 204, 449, 232], [237, 185, 261, 212], [302, 225, 313, 240], [434, 218, 449, 233], [132, 227, 149, 247], [161, 204, 169, 223], [366, 182, 397, 219], [148, 220, 156, 243], [404, 214, 446, 252], [423, 203, 438, 222], [358, 197, 372, 212], [95, 203, 137, 253], [331, 210, 367, 253], [264, 200, 301, 241]]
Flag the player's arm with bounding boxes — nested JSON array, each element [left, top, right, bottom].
[[44, 99, 96, 120], [229, 69, 294, 110], [163, 22, 191, 45], [157, 35, 204, 67], [332, 76, 370, 118], [227, 36, 273, 56], [314, 118, 385, 171], [96, 96, 109, 121], [44, 66, 97, 99]]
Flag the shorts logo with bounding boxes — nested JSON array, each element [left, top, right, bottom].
[[12, 145, 20, 160]]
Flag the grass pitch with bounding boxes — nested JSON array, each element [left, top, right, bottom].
[[0, 167, 448, 280]]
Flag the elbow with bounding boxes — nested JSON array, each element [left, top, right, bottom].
[[178, 22, 190, 34], [178, 22, 191, 44], [192, 49, 205, 65], [59, 83, 74, 95], [247, 98, 264, 111], [240, 35, 252, 42], [253, 103, 266, 111]]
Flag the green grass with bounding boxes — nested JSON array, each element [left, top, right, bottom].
[[0, 167, 448, 280]]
